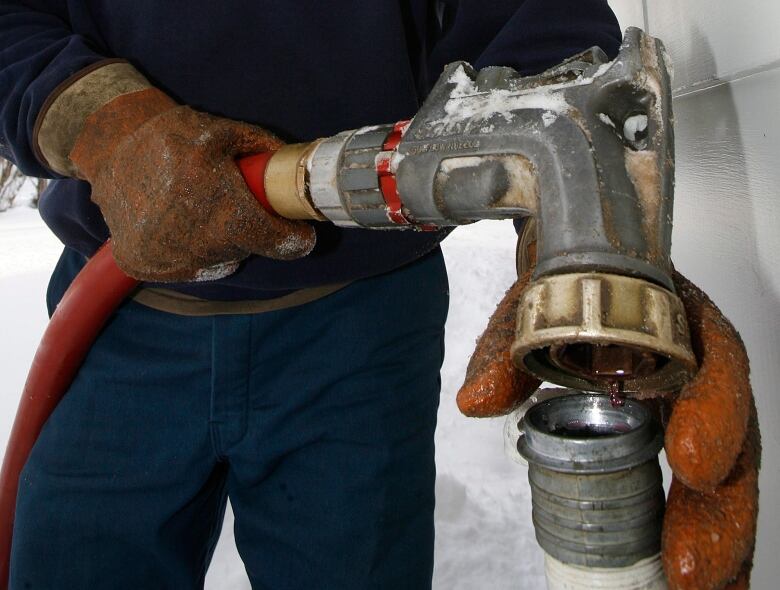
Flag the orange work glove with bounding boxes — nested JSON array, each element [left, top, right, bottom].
[[457, 230, 760, 590], [35, 62, 315, 282]]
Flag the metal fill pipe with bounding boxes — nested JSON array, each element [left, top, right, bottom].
[[517, 392, 668, 589]]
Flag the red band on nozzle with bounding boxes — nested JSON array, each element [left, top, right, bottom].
[[237, 152, 277, 215]]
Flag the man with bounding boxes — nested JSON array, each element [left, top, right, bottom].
[[0, 1, 758, 589]]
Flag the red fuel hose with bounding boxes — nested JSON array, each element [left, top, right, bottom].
[[0, 155, 271, 588], [0, 242, 139, 587]]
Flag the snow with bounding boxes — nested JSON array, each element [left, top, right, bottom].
[[429, 62, 617, 139], [0, 207, 545, 589], [194, 260, 240, 282], [623, 114, 648, 143], [541, 112, 558, 128], [598, 113, 616, 129], [434, 65, 570, 135], [353, 124, 383, 135]]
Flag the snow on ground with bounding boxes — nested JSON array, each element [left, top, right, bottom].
[[0, 205, 64, 451], [0, 208, 545, 589]]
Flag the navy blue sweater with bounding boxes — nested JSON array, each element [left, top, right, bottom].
[[0, 1, 621, 299]]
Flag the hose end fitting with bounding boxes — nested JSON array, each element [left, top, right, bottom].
[[238, 143, 326, 221], [517, 392, 667, 588]]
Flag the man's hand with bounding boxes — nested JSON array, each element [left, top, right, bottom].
[[69, 91, 315, 282], [456, 240, 760, 590], [659, 272, 759, 590], [36, 63, 315, 282]]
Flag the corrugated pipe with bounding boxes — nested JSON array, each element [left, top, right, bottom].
[[513, 391, 668, 590]]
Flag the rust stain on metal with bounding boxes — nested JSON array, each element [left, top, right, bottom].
[[625, 148, 663, 263], [493, 155, 539, 210]]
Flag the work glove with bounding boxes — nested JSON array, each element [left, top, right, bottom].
[[457, 223, 760, 590], [35, 62, 315, 282]]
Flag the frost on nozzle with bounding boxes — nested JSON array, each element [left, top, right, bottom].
[[598, 113, 616, 129], [541, 112, 558, 128], [429, 61, 613, 135], [353, 124, 382, 135], [623, 114, 648, 143], [435, 65, 569, 133]]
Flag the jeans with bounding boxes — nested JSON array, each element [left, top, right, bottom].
[[11, 248, 449, 590]]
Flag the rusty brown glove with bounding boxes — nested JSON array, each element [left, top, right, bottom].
[[658, 272, 760, 590], [457, 240, 760, 590], [35, 63, 315, 282], [456, 222, 542, 417]]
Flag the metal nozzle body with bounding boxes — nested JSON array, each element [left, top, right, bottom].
[[260, 28, 696, 392]]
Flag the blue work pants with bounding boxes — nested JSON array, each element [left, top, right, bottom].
[[11, 248, 449, 590]]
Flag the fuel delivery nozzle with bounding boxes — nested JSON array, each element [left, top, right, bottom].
[[238, 27, 697, 394]]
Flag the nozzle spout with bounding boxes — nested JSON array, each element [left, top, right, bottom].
[[511, 272, 696, 394]]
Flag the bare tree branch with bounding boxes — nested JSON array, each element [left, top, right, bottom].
[[32, 177, 48, 208], [0, 157, 26, 212]]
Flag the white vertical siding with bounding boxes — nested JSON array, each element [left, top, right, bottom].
[[670, 70, 780, 590], [641, 1, 780, 588], [646, 0, 780, 94], [608, 0, 646, 30]]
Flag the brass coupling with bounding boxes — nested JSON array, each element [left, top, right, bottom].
[[263, 141, 327, 221], [511, 272, 697, 393]]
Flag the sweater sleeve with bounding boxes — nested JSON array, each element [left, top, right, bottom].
[[0, 1, 110, 177], [430, 0, 622, 78]]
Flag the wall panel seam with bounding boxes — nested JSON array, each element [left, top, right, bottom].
[[674, 58, 780, 98]]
